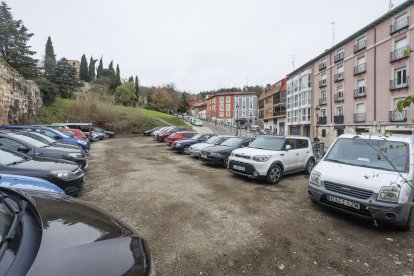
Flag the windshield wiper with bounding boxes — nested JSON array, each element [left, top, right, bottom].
[[7, 159, 27, 166], [0, 192, 28, 259], [325, 158, 348, 164]]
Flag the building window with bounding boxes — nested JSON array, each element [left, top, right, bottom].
[[219, 112, 224, 117], [242, 111, 246, 116], [226, 96, 231, 102], [220, 105, 224, 111], [226, 103, 230, 111], [356, 103, 365, 113], [242, 97, 246, 109], [220, 97, 224, 102], [226, 111, 230, 117], [249, 97, 253, 109], [395, 67, 407, 87], [249, 111, 253, 116], [322, 129, 326, 137], [321, 109, 327, 117], [336, 106, 343, 116], [395, 37, 407, 50]]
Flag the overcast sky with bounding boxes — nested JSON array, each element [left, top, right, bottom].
[[6, 0, 407, 93]]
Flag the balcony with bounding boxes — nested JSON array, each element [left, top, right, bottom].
[[353, 87, 366, 98], [390, 46, 410, 62], [319, 79, 327, 88], [319, 62, 327, 71], [389, 76, 409, 91], [334, 52, 344, 63], [334, 93, 344, 102], [334, 72, 344, 82], [353, 113, 366, 123], [319, 116, 327, 125], [334, 115, 344, 124], [354, 40, 367, 53], [353, 63, 367, 75], [390, 16, 410, 34], [389, 110, 407, 122], [273, 110, 286, 117], [319, 98, 327, 105]]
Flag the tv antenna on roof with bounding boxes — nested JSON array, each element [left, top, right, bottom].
[[330, 22, 335, 45], [290, 55, 296, 70], [388, 0, 394, 11]]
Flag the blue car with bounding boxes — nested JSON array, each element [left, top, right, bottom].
[[0, 174, 64, 194], [0, 126, 90, 152]]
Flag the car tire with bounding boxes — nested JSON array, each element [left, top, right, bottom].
[[223, 155, 229, 168], [304, 158, 315, 175], [400, 204, 413, 231], [183, 146, 190, 154], [266, 164, 282, 184]]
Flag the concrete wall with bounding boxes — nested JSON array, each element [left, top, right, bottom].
[[0, 58, 42, 124]]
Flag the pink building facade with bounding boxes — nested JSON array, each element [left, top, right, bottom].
[[306, 1, 414, 146]]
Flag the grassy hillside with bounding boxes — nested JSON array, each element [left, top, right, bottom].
[[37, 98, 190, 134]]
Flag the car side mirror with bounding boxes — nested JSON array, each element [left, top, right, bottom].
[[285, 145, 292, 151], [54, 135, 61, 140], [18, 145, 30, 153]]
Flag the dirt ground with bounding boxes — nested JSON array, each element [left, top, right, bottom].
[[80, 136, 414, 276]]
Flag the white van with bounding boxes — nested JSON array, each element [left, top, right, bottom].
[[308, 133, 414, 230]]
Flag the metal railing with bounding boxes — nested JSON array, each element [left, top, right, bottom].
[[334, 93, 344, 102], [334, 72, 344, 82], [353, 87, 366, 98], [390, 16, 410, 34], [319, 116, 327, 125], [319, 79, 327, 87], [389, 76, 409, 90], [334, 115, 344, 124], [353, 63, 367, 75], [389, 110, 407, 122], [334, 52, 344, 63], [319, 62, 327, 71], [390, 46, 410, 62], [319, 98, 327, 105], [353, 113, 366, 123], [354, 40, 367, 53]]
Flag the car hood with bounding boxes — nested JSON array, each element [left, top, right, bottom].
[[315, 160, 412, 202], [0, 174, 64, 194], [24, 193, 150, 275], [190, 142, 214, 150], [204, 145, 236, 154], [6, 158, 79, 172], [176, 139, 197, 145], [53, 142, 82, 150], [232, 147, 282, 157], [41, 146, 83, 154]]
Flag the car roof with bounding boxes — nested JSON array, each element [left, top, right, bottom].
[[338, 133, 414, 143], [176, 131, 196, 134]]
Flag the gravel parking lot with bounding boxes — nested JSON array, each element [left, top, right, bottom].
[[80, 136, 414, 275]]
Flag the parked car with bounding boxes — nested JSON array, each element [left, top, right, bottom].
[[166, 131, 197, 146], [61, 123, 94, 139], [228, 135, 315, 184], [200, 137, 254, 167], [171, 133, 216, 153], [0, 147, 85, 195], [192, 119, 203, 126], [94, 127, 115, 138], [156, 126, 190, 142], [308, 133, 414, 230], [0, 186, 156, 275], [0, 174, 64, 194], [0, 126, 90, 152], [58, 128, 91, 148], [188, 135, 234, 157], [144, 126, 163, 136], [0, 131, 88, 170], [152, 126, 170, 140]]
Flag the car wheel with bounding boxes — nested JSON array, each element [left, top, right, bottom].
[[305, 158, 315, 175], [183, 146, 190, 154], [400, 204, 413, 231], [223, 155, 229, 168], [266, 165, 282, 184]]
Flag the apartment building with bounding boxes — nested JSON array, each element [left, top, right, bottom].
[[286, 66, 314, 138], [258, 78, 287, 134], [191, 102, 207, 119], [206, 91, 259, 125], [287, 0, 414, 145]]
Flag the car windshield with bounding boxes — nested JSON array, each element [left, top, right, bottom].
[[61, 130, 76, 137], [325, 138, 409, 172], [191, 134, 203, 140], [0, 148, 29, 166], [206, 136, 220, 144], [248, 136, 285, 151], [12, 134, 49, 147], [220, 137, 244, 147], [15, 132, 53, 146]]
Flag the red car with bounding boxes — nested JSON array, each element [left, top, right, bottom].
[[156, 126, 189, 142], [59, 128, 87, 139], [167, 131, 197, 146]]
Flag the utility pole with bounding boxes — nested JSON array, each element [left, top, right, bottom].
[[330, 22, 335, 46]]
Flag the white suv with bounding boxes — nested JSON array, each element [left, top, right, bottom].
[[228, 135, 315, 184]]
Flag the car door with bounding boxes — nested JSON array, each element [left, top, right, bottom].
[[283, 139, 300, 172], [295, 139, 311, 169]]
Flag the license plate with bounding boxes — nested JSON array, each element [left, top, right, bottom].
[[233, 165, 245, 171], [327, 195, 360, 209], [201, 154, 207, 159]]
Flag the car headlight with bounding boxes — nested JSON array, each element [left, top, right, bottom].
[[67, 152, 82, 158], [309, 170, 321, 186], [377, 186, 400, 203], [77, 139, 87, 145], [252, 155, 270, 162], [176, 143, 181, 146], [50, 170, 76, 180], [211, 152, 224, 157]]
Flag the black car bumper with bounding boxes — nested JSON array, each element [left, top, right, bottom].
[[48, 171, 85, 196], [200, 155, 224, 166]]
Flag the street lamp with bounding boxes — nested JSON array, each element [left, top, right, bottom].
[[235, 103, 239, 136], [314, 106, 320, 141]]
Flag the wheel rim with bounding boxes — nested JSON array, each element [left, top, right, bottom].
[[308, 160, 315, 172], [270, 167, 281, 182]]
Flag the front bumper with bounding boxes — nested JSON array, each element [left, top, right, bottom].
[[308, 183, 412, 226], [200, 153, 224, 165], [49, 171, 85, 196]]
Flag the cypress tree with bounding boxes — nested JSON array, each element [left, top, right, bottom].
[[134, 76, 139, 100], [96, 56, 103, 79], [88, 56, 97, 82], [79, 54, 89, 81], [128, 76, 133, 82], [115, 64, 121, 87], [44, 36, 56, 77]]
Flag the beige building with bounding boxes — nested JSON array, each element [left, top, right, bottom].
[[67, 60, 81, 74]]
